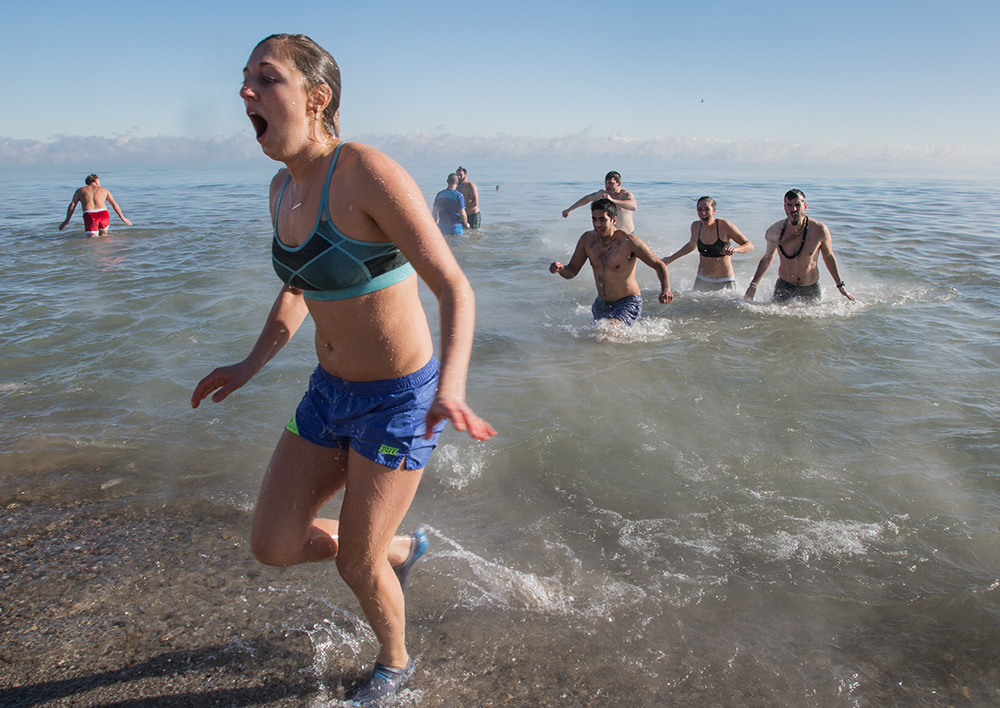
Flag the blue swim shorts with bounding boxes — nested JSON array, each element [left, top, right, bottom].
[[285, 358, 445, 470], [591, 294, 643, 326]]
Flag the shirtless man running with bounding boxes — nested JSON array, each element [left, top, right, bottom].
[[59, 173, 132, 236], [562, 171, 637, 233], [550, 198, 672, 329], [744, 189, 855, 303]]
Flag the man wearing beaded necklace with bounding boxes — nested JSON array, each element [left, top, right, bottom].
[[743, 189, 855, 303]]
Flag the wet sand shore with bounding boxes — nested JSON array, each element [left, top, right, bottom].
[[1, 481, 637, 708], [1, 484, 317, 707], [3, 477, 1000, 707]]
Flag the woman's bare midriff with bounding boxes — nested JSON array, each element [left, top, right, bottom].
[[305, 276, 434, 382], [698, 254, 735, 279]]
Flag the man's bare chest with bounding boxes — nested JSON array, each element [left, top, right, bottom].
[[590, 239, 633, 269]]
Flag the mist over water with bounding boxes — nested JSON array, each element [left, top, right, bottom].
[[2, 160, 999, 705]]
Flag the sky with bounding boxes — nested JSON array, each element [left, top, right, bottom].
[[2, 0, 999, 165]]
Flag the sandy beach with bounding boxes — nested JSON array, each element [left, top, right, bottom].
[[1, 479, 659, 708], [4, 475, 1000, 707]]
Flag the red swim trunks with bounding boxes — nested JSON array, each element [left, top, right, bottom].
[[83, 209, 110, 234]]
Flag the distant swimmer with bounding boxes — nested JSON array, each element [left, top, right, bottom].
[[562, 171, 637, 233], [662, 196, 754, 291], [432, 173, 470, 235], [549, 198, 672, 330], [744, 189, 855, 303], [59, 173, 131, 236], [455, 167, 481, 229]]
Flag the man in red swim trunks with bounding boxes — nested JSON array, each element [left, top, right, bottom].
[[59, 173, 132, 236]]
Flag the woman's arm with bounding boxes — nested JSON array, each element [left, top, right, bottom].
[[191, 285, 309, 408], [722, 220, 754, 254], [349, 146, 495, 441], [662, 223, 699, 264]]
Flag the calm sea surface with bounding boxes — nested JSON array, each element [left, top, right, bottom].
[[2, 158, 999, 705]]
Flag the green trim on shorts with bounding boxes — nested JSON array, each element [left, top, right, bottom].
[[285, 414, 299, 436]]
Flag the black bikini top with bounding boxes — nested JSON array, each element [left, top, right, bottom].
[[697, 222, 730, 258]]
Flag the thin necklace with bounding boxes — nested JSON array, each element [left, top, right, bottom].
[[289, 143, 338, 211]]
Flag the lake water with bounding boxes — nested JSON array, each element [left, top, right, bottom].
[[2, 157, 999, 706]]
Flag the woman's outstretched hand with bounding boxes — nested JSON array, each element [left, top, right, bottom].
[[425, 398, 497, 441]]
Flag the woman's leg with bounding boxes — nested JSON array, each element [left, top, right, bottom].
[[336, 450, 424, 669], [251, 430, 350, 566], [251, 431, 419, 567]]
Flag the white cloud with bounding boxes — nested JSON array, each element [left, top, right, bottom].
[[359, 132, 1000, 166], [0, 134, 262, 167], [1, 132, 996, 168]]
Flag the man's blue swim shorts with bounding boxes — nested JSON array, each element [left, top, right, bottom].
[[285, 358, 445, 470], [591, 294, 643, 326]]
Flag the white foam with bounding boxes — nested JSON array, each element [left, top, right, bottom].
[[431, 443, 490, 490], [760, 518, 886, 562], [431, 526, 575, 614]]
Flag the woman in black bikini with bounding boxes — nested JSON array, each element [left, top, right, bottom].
[[662, 197, 754, 292], [191, 34, 495, 705]]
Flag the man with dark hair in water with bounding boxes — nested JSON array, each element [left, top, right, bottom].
[[744, 189, 855, 303], [455, 167, 480, 229], [432, 173, 470, 235], [561, 170, 638, 233], [59, 173, 132, 236], [550, 198, 672, 330]]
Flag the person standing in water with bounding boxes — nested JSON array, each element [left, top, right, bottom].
[[190, 34, 495, 706], [662, 196, 754, 291], [58, 173, 132, 236], [744, 189, 855, 303], [455, 167, 480, 229], [562, 171, 638, 233], [432, 173, 470, 235], [549, 198, 672, 330]]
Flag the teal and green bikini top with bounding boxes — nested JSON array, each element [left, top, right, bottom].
[[271, 143, 414, 301]]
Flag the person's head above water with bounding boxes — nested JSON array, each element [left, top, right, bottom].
[[85, 173, 99, 185], [248, 34, 342, 139], [696, 196, 717, 222], [783, 189, 807, 224], [591, 198, 618, 220]]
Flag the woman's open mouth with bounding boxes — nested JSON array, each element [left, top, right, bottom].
[[248, 112, 268, 140]]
